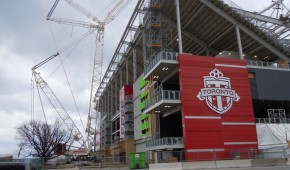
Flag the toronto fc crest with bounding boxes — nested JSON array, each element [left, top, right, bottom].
[[196, 69, 240, 114]]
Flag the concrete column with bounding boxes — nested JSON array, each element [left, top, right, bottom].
[[206, 48, 210, 56], [111, 87, 113, 114], [142, 28, 147, 69], [107, 89, 110, 115], [236, 25, 243, 60], [115, 79, 118, 112], [100, 99, 103, 118], [175, 0, 183, 54], [99, 98, 102, 119], [133, 48, 137, 81], [103, 93, 107, 116], [126, 57, 129, 84], [120, 70, 123, 88]]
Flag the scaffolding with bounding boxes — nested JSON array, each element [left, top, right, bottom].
[[142, 0, 174, 66]]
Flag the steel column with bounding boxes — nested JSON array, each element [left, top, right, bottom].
[[236, 26, 243, 60], [120, 70, 123, 88], [126, 57, 129, 84], [175, 0, 183, 54], [115, 79, 118, 112], [133, 48, 137, 81]]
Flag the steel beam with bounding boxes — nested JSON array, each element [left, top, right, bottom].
[[164, 16, 218, 55], [233, 8, 290, 28], [200, 0, 290, 62]]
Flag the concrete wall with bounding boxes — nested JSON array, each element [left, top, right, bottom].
[[135, 140, 146, 152], [148, 159, 279, 170]]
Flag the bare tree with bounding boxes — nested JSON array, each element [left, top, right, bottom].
[[16, 120, 73, 162]]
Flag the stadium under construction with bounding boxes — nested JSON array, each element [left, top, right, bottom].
[[94, 0, 290, 164]]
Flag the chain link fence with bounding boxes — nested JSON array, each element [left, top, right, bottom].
[[146, 148, 287, 163]]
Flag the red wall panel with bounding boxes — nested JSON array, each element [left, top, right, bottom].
[[178, 55, 258, 160]]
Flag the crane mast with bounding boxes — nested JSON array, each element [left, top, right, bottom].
[[86, 28, 104, 148], [47, 0, 132, 152]]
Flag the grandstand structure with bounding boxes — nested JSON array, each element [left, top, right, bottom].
[[95, 0, 290, 162]]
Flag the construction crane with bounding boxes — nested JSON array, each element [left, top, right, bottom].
[[31, 53, 89, 155], [46, 0, 132, 151]]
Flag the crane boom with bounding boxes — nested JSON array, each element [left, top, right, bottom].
[[32, 70, 88, 150], [47, 18, 98, 29], [63, 0, 103, 26], [103, 0, 133, 25], [32, 53, 59, 70], [47, 0, 60, 19]]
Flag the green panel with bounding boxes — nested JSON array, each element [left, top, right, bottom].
[[140, 122, 146, 130], [140, 113, 149, 120], [141, 122, 150, 131], [140, 102, 145, 111], [140, 91, 145, 100], [139, 78, 145, 90], [139, 78, 149, 90], [140, 113, 145, 120], [141, 91, 150, 100]]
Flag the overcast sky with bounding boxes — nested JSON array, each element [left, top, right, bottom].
[[0, 0, 289, 156]]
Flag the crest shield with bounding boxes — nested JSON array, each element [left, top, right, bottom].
[[197, 69, 240, 114]]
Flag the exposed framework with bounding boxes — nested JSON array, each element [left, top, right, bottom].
[[229, 0, 290, 56], [94, 0, 290, 148]]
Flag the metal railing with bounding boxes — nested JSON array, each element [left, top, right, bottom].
[[144, 51, 178, 76], [247, 60, 290, 69], [146, 137, 183, 148], [144, 88, 180, 111], [147, 148, 261, 163], [255, 118, 290, 124]]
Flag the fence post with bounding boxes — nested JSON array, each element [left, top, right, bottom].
[[214, 151, 217, 168]]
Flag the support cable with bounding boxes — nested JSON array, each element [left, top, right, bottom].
[[48, 30, 93, 78], [58, 55, 86, 133], [35, 79, 48, 124], [48, 21, 88, 133], [31, 78, 35, 122]]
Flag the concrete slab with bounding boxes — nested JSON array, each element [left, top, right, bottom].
[[216, 159, 251, 168], [182, 161, 216, 169], [149, 162, 182, 170]]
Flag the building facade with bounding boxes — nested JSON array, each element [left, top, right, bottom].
[[95, 0, 290, 163]]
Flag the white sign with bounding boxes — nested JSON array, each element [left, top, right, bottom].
[[197, 69, 240, 114]]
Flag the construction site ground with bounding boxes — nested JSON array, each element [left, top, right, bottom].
[[43, 158, 290, 170]]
